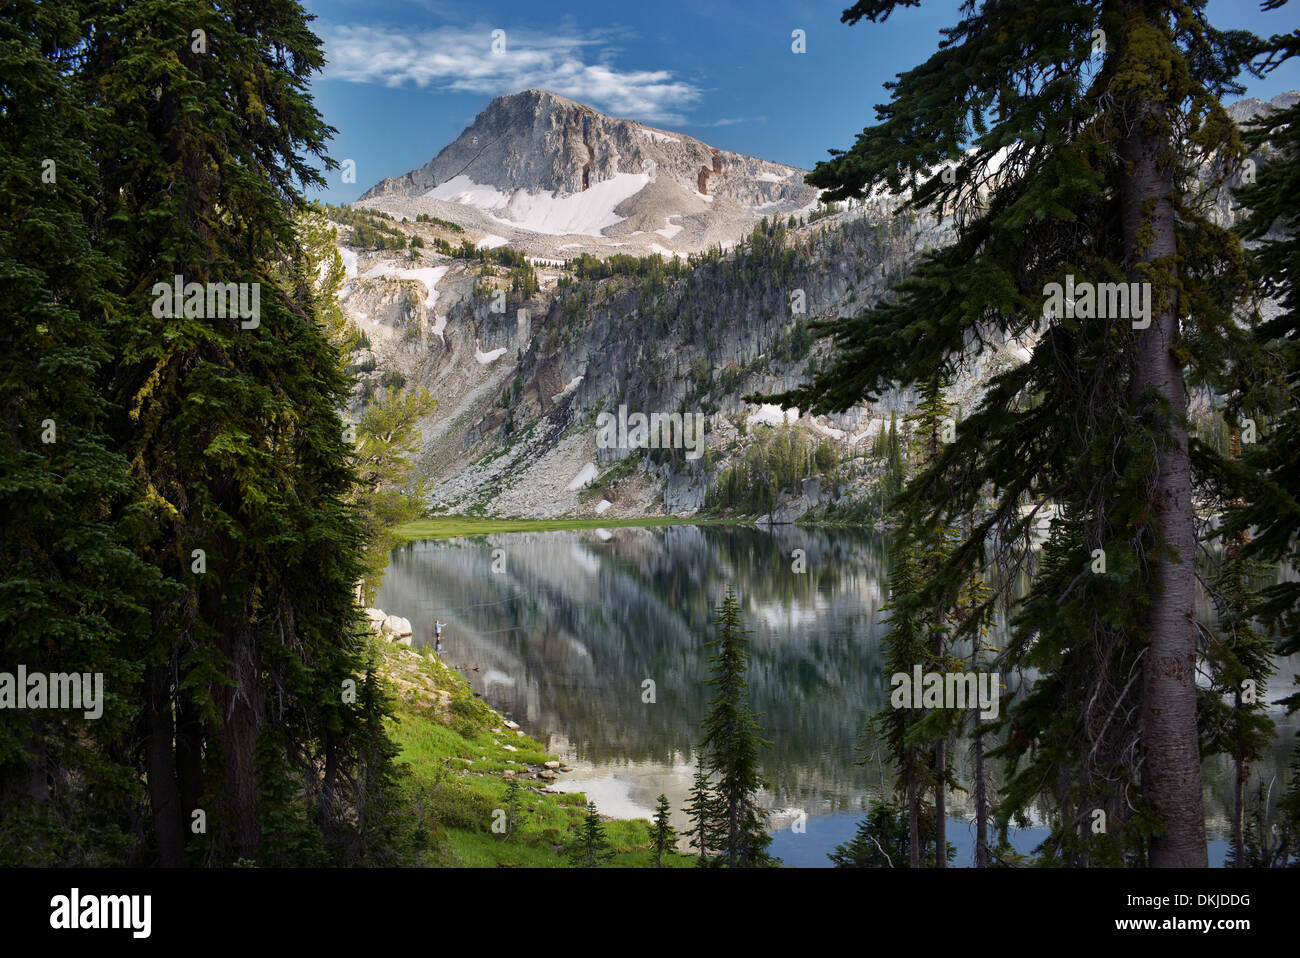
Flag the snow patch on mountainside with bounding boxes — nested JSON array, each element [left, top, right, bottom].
[[748, 403, 799, 427], [566, 462, 599, 491], [637, 128, 680, 144], [552, 375, 583, 401], [336, 246, 359, 279], [425, 173, 651, 237], [475, 342, 509, 365], [655, 216, 683, 239], [361, 262, 449, 304]]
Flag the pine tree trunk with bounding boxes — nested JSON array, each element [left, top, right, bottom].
[[974, 713, 990, 868], [729, 793, 739, 868], [1233, 684, 1246, 867], [1119, 39, 1208, 867], [146, 663, 186, 867], [927, 391, 948, 868], [215, 628, 265, 860], [934, 739, 946, 868], [906, 758, 920, 868], [175, 696, 203, 831]]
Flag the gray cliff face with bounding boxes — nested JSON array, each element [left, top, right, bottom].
[[1225, 92, 1299, 125], [335, 91, 1297, 521]]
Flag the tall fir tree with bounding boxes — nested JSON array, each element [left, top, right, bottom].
[[32, 0, 406, 865], [0, 0, 166, 864], [651, 793, 675, 868], [1221, 1, 1300, 866], [761, 0, 1265, 866], [682, 764, 722, 865], [698, 586, 777, 867]]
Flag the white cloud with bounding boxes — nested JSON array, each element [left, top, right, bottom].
[[321, 24, 700, 124], [691, 116, 766, 128]]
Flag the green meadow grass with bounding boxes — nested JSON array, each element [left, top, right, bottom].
[[377, 640, 691, 868], [394, 515, 722, 541]]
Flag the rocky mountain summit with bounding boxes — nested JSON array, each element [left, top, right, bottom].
[[356, 89, 821, 259]]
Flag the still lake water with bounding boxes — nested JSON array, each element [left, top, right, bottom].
[[376, 524, 1298, 867]]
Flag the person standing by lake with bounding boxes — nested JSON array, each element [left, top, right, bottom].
[[434, 619, 445, 654]]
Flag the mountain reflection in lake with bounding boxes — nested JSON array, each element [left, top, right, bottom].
[[376, 524, 1298, 867]]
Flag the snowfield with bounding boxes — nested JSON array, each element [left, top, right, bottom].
[[566, 462, 599, 491], [655, 216, 683, 239], [336, 246, 358, 279], [552, 375, 583, 402], [475, 341, 508, 365], [747, 403, 799, 427], [360, 262, 449, 305], [424, 173, 652, 237], [637, 128, 680, 144]]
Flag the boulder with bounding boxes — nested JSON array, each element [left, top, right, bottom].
[[382, 614, 413, 637]]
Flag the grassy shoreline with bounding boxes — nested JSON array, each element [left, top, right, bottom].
[[395, 514, 890, 542], [394, 514, 727, 541], [375, 637, 689, 866]]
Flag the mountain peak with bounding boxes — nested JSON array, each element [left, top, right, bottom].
[[355, 89, 819, 257]]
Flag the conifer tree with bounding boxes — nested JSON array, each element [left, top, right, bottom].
[[904, 375, 962, 866], [568, 802, 613, 867], [829, 799, 951, 867], [67, 0, 400, 865], [955, 548, 997, 868], [0, 0, 165, 863], [1202, 508, 1276, 866], [1229, 4, 1300, 651], [651, 793, 675, 867], [1220, 6, 1300, 867], [682, 764, 722, 864], [352, 384, 437, 601], [504, 776, 521, 840], [876, 529, 931, 866], [763, 0, 1265, 866], [699, 586, 777, 867]]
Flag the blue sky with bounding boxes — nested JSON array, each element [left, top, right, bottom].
[[303, 0, 1300, 206]]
